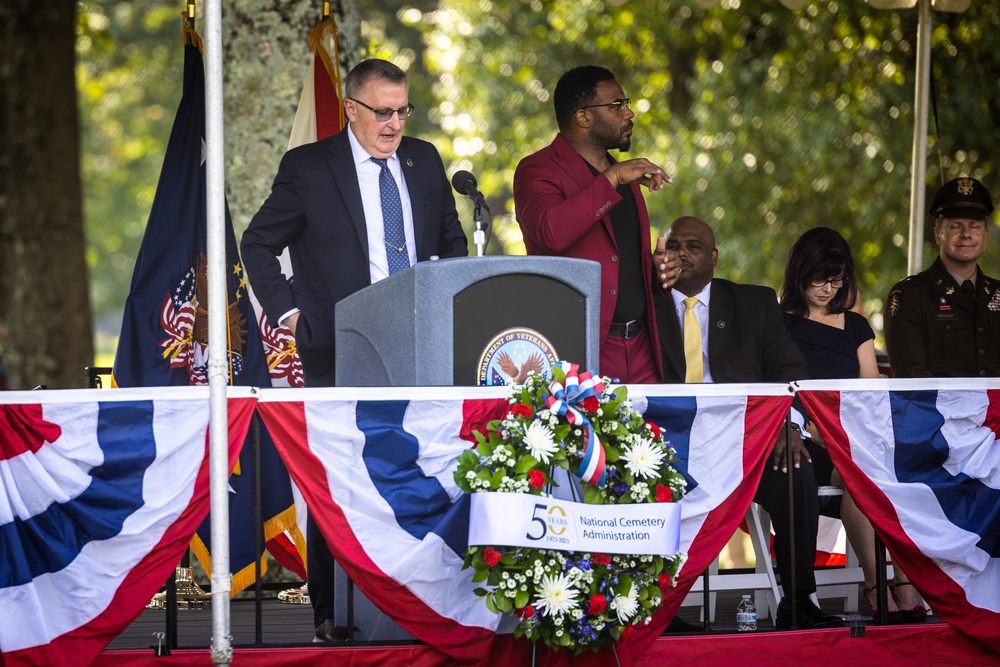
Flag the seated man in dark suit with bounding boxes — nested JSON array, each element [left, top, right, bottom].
[[654, 215, 841, 629]]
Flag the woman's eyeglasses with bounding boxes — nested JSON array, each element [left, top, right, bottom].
[[810, 276, 845, 289]]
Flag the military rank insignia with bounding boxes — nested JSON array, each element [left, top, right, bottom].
[[989, 290, 1000, 312], [888, 290, 901, 317], [939, 297, 951, 312]]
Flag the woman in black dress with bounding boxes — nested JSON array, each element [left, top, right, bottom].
[[780, 227, 925, 623]]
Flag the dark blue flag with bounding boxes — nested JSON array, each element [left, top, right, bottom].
[[111, 26, 295, 595]]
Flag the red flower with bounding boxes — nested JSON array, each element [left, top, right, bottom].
[[588, 595, 607, 615], [483, 546, 502, 567], [518, 605, 535, 619], [658, 573, 671, 590], [621, 625, 634, 640], [582, 396, 600, 413], [644, 421, 661, 439], [511, 403, 533, 418], [528, 469, 545, 489], [655, 484, 672, 503], [591, 553, 611, 566]]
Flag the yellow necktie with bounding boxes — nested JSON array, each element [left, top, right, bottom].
[[683, 296, 704, 383]]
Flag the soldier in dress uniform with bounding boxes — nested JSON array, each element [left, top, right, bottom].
[[884, 176, 1000, 377]]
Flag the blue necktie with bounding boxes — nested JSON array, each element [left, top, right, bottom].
[[371, 157, 410, 275]]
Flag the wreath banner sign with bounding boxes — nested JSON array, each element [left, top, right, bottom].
[[469, 491, 681, 555], [455, 362, 688, 652]]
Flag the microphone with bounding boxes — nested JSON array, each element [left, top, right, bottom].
[[451, 169, 491, 256], [451, 170, 489, 210]]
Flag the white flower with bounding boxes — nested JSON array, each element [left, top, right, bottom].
[[533, 573, 579, 618], [622, 439, 666, 479], [613, 586, 639, 624], [524, 421, 558, 464]]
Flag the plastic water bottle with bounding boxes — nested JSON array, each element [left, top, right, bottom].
[[737, 595, 757, 632]]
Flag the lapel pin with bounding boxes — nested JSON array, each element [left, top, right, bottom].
[[716, 320, 726, 329], [406, 159, 414, 167]]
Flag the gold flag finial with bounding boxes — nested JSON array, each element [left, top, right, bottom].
[[322, 2, 331, 20]]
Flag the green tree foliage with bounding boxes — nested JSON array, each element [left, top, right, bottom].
[[79, 1, 362, 359], [387, 0, 999, 331], [77, 2, 182, 340], [79, 1, 999, 346]]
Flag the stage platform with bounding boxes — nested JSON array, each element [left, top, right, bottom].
[[97, 589, 1000, 666]]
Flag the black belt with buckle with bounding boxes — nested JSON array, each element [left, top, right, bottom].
[[608, 318, 642, 339]]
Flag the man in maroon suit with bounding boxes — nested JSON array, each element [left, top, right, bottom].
[[513, 66, 679, 383]]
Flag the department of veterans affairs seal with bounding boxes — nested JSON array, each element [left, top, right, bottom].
[[477, 327, 559, 386]]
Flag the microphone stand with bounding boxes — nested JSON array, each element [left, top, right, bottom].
[[473, 201, 486, 257]]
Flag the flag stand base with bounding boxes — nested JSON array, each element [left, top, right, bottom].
[[278, 583, 310, 605], [147, 567, 212, 609]]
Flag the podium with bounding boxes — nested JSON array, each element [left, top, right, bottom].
[[335, 256, 602, 386]]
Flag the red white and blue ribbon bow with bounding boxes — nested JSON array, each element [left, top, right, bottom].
[[545, 361, 607, 485]]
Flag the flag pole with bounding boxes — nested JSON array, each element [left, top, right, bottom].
[[906, 0, 932, 275], [204, 0, 233, 664]]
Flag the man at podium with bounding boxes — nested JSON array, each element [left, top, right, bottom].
[[513, 65, 679, 383], [242, 58, 468, 388], [241, 58, 468, 642]]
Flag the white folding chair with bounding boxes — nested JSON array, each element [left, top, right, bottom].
[[680, 502, 781, 622]]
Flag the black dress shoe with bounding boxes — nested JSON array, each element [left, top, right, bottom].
[[313, 618, 353, 643], [662, 615, 713, 634], [774, 597, 845, 630]]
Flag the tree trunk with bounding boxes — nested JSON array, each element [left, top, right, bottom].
[[222, 0, 362, 234], [0, 1, 94, 389]]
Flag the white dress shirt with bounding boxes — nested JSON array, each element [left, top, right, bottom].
[[347, 123, 417, 283], [279, 125, 417, 326]]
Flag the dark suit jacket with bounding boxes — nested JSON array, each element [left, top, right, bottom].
[[512, 133, 663, 379], [884, 257, 1000, 378], [655, 278, 807, 383], [241, 128, 468, 386]]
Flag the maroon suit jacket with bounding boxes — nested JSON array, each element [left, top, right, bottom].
[[512, 133, 663, 379]]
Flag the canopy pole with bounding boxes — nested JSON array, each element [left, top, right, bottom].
[[204, 0, 233, 664], [906, 0, 932, 275]]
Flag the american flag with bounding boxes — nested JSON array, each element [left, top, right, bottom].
[[110, 26, 295, 596]]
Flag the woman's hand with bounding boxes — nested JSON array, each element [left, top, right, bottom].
[[804, 420, 826, 447]]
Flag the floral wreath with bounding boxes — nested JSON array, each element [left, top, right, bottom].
[[454, 362, 688, 652]]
